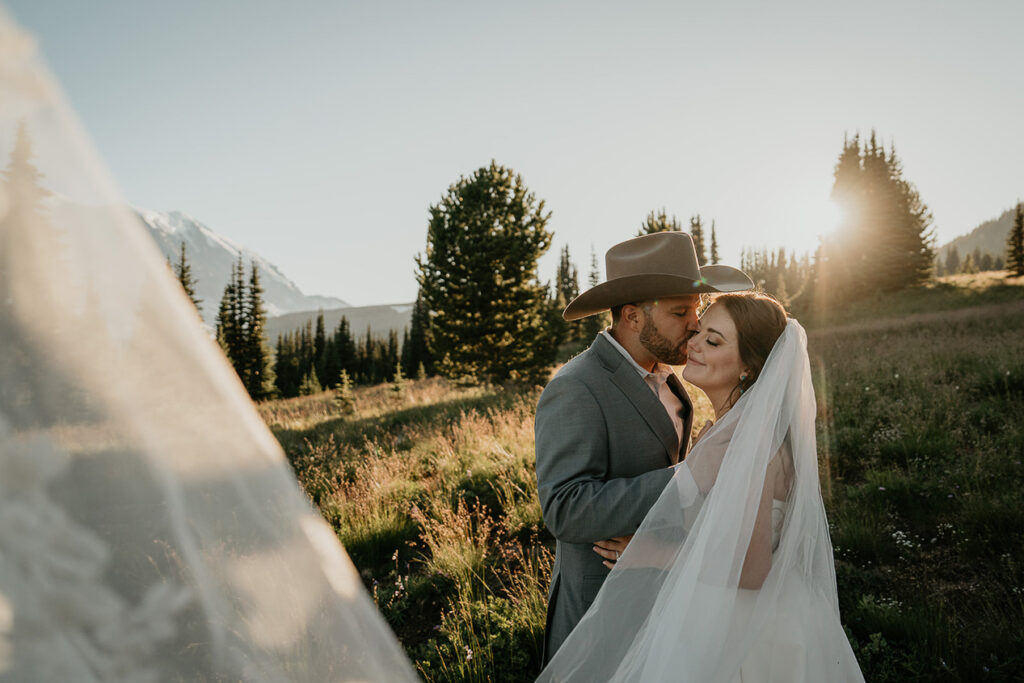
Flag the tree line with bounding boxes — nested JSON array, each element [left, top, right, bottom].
[[272, 313, 423, 399]]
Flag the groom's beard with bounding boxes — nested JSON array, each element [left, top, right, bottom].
[[639, 316, 688, 365]]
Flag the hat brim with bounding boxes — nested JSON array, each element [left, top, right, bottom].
[[562, 265, 753, 321]]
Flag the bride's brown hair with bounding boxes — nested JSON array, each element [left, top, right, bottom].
[[712, 292, 788, 403]]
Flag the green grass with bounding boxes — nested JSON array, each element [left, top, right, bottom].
[[259, 274, 1024, 681]]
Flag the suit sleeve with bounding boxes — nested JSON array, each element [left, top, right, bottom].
[[535, 375, 674, 544]]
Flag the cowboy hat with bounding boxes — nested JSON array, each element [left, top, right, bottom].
[[563, 232, 753, 321]]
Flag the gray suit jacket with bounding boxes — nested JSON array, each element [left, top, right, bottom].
[[535, 333, 693, 663]]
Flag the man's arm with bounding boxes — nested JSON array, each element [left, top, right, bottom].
[[535, 375, 673, 545]]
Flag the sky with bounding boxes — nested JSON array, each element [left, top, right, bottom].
[[5, 0, 1023, 306]]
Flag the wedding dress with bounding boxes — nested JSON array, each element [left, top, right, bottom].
[[0, 7, 416, 680], [538, 320, 864, 682]]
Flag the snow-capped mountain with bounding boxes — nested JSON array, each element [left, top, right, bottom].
[[136, 209, 348, 325]]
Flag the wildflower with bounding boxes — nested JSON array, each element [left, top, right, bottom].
[[465, 646, 473, 661], [893, 373, 899, 379], [878, 486, 886, 491]]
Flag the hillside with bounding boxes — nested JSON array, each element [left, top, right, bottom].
[[259, 275, 1024, 681], [937, 206, 1016, 261]]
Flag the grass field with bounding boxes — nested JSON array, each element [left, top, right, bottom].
[[259, 272, 1024, 682]]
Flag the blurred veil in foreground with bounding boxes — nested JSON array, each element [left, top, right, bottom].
[[0, 6, 417, 681]]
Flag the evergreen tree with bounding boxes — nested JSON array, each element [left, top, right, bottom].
[[274, 332, 301, 398], [401, 292, 433, 377], [243, 261, 275, 399], [298, 368, 322, 396], [817, 131, 934, 305], [300, 320, 315, 382], [556, 244, 580, 306], [391, 365, 406, 402], [174, 241, 202, 313], [690, 215, 707, 265], [313, 311, 327, 383], [960, 253, 978, 274], [580, 245, 608, 341], [945, 246, 961, 276], [979, 252, 994, 272], [334, 316, 358, 380], [1007, 203, 1024, 277], [333, 369, 356, 415], [554, 244, 582, 343], [0, 122, 62, 305], [215, 257, 247, 376], [638, 208, 682, 235], [710, 221, 720, 263], [415, 161, 556, 385], [385, 328, 400, 381]]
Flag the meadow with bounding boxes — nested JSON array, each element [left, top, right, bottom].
[[258, 272, 1024, 682]]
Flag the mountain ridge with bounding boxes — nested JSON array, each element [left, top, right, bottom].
[[136, 208, 349, 324]]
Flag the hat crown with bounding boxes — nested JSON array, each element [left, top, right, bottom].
[[605, 232, 701, 281]]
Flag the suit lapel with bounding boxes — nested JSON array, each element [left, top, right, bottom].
[[667, 373, 695, 460], [609, 361, 677, 466]]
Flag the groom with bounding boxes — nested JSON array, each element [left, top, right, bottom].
[[534, 231, 752, 662]]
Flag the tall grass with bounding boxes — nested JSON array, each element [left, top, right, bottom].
[[259, 278, 1024, 681]]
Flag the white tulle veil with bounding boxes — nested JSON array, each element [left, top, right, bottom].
[[538, 318, 863, 682], [0, 6, 416, 681]]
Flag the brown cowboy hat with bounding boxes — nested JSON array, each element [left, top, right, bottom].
[[563, 232, 753, 321]]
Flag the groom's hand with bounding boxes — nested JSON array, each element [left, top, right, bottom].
[[593, 535, 633, 569]]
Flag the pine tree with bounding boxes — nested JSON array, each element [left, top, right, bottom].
[[638, 208, 682, 235], [580, 245, 608, 341], [690, 215, 707, 265], [385, 328, 400, 381], [298, 368, 322, 396], [335, 316, 358, 380], [415, 161, 555, 385], [313, 311, 327, 383], [401, 292, 433, 377], [960, 253, 978, 274], [817, 131, 934, 304], [710, 221, 720, 263], [980, 252, 993, 272], [333, 369, 356, 415], [945, 246, 961, 276], [274, 332, 301, 398], [391, 365, 407, 402], [216, 257, 246, 376], [174, 241, 202, 313], [554, 244, 582, 343], [243, 261, 275, 399], [0, 122, 62, 307], [1006, 203, 1024, 277]]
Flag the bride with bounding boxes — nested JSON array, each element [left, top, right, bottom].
[[537, 292, 864, 682]]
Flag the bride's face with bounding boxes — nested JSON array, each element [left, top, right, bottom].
[[682, 304, 748, 393]]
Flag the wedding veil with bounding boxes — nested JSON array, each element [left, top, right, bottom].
[[0, 7, 416, 681], [539, 319, 863, 681]]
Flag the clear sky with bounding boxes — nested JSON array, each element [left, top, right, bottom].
[[6, 0, 1023, 306]]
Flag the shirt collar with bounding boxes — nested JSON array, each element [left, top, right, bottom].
[[600, 330, 674, 382]]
